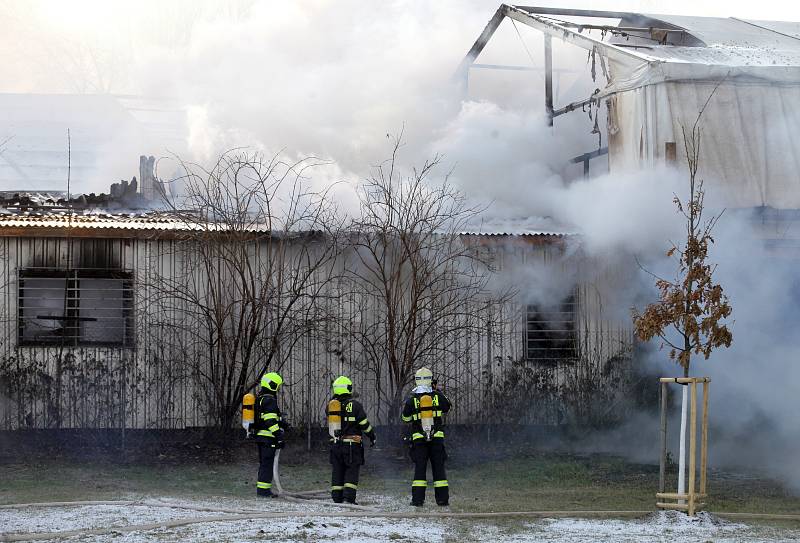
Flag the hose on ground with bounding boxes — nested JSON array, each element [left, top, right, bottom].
[[271, 449, 331, 501]]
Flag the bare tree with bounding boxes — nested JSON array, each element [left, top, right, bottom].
[[146, 150, 342, 432], [346, 138, 501, 422], [632, 101, 733, 377]]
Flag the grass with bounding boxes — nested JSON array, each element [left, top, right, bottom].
[[2, 445, 799, 519]]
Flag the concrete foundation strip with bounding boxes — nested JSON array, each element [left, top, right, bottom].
[[1, 502, 799, 542]]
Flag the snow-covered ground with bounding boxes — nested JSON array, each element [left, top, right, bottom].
[[1, 497, 799, 542]]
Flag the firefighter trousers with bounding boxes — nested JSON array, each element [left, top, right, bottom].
[[330, 441, 363, 503], [410, 439, 449, 506], [257, 442, 276, 496]]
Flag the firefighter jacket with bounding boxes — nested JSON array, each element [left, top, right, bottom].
[[252, 390, 286, 444], [327, 394, 375, 443], [401, 389, 451, 442]]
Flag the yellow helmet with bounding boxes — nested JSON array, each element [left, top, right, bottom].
[[414, 367, 433, 388], [260, 372, 283, 392], [332, 375, 353, 396]]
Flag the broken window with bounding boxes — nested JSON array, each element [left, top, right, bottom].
[[18, 269, 134, 347], [525, 293, 577, 363]]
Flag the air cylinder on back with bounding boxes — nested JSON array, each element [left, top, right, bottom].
[[242, 393, 255, 431], [328, 398, 342, 439], [420, 394, 433, 439]]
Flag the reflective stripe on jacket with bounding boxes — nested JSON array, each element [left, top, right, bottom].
[[253, 392, 284, 442]]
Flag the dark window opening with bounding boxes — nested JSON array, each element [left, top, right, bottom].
[[525, 293, 577, 364], [18, 269, 134, 347]]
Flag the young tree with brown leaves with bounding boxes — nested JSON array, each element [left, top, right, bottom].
[[633, 110, 733, 378], [632, 95, 734, 505]]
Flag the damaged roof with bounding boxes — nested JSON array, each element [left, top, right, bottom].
[[477, 6, 800, 91], [0, 190, 573, 239], [0, 209, 571, 240], [509, 6, 800, 65], [0, 211, 208, 232], [616, 13, 800, 68]]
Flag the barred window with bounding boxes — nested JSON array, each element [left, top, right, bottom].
[[18, 269, 134, 347], [525, 293, 577, 363]]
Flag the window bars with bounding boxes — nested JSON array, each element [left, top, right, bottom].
[[17, 269, 134, 347], [525, 293, 577, 363]]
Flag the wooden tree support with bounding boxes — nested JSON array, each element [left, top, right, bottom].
[[657, 377, 710, 516]]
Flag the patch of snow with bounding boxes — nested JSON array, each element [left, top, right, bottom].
[[2, 498, 800, 543], [0, 503, 220, 534]]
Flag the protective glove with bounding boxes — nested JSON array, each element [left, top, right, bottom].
[[369, 436, 376, 448], [275, 440, 285, 449]]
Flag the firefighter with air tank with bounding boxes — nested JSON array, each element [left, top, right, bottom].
[[326, 375, 376, 504], [401, 367, 452, 506], [242, 371, 289, 498]]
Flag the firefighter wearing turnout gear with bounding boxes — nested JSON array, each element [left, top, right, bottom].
[[326, 376, 376, 504], [250, 371, 289, 497], [401, 367, 452, 506]]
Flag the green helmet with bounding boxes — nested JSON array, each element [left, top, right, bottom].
[[331, 375, 353, 396], [415, 367, 433, 388], [260, 371, 283, 392]]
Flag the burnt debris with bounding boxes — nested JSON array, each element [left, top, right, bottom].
[[0, 155, 162, 212]]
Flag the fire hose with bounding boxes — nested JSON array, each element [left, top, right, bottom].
[[271, 450, 378, 511], [271, 449, 334, 502], [243, 392, 373, 507], [242, 393, 335, 503]]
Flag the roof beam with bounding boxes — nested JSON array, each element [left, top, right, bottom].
[[553, 94, 598, 118], [471, 63, 537, 71], [454, 5, 507, 88], [544, 33, 553, 126], [514, 6, 639, 19], [569, 147, 609, 177], [569, 147, 609, 164], [502, 4, 653, 66]]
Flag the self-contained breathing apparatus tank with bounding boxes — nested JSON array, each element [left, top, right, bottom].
[[242, 392, 255, 437], [419, 394, 434, 440], [328, 398, 342, 440]]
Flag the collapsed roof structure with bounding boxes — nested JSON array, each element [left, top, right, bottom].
[[459, 6, 800, 208]]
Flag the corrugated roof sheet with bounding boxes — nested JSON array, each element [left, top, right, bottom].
[[458, 231, 569, 237], [0, 211, 573, 237], [461, 216, 574, 237], [0, 211, 268, 232]]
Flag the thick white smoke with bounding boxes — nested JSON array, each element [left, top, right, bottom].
[[9, 0, 795, 193], [433, 82, 800, 491]]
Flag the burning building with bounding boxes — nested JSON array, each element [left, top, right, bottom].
[[0, 168, 633, 434], [1, 6, 799, 440]]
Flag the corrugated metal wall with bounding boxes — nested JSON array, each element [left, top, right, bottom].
[[0, 235, 635, 431]]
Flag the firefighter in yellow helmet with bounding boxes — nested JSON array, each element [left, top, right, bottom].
[[401, 367, 451, 506], [326, 375, 376, 504], [251, 371, 288, 497]]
